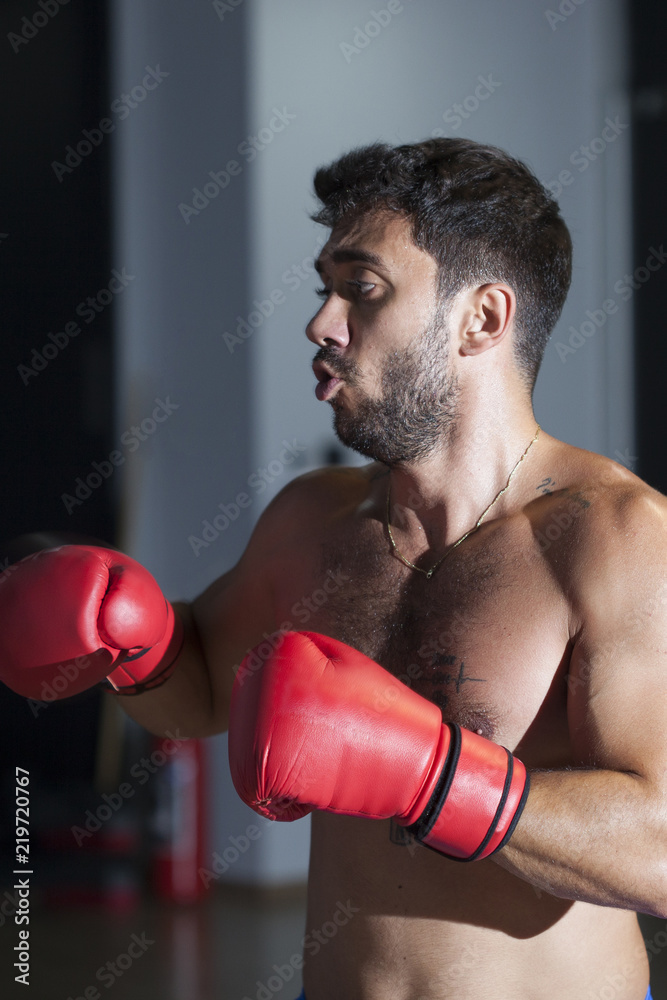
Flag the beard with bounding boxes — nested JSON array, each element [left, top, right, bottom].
[[315, 304, 460, 467]]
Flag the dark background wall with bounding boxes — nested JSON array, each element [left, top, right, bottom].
[[632, 2, 667, 494], [0, 1, 115, 544], [0, 0, 117, 816]]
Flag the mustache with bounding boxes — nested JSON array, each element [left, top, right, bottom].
[[312, 346, 361, 383]]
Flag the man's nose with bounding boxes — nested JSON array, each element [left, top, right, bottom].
[[305, 297, 351, 349]]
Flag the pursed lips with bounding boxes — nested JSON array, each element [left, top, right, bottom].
[[312, 360, 344, 402]]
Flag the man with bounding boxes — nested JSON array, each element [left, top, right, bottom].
[[1, 139, 664, 999]]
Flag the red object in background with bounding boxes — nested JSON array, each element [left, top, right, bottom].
[[151, 736, 208, 904]]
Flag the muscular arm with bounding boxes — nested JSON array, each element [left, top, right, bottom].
[[110, 495, 290, 739], [494, 492, 667, 917], [495, 769, 666, 913], [110, 466, 349, 738], [113, 577, 250, 740]]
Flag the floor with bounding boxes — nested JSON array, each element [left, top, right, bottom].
[[1, 884, 307, 1000], [1, 888, 667, 999]]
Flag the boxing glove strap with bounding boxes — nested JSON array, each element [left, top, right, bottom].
[[407, 722, 462, 837], [405, 723, 530, 861], [101, 603, 184, 695]]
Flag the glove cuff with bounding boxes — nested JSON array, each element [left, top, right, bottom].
[[101, 602, 184, 695], [402, 723, 530, 861]]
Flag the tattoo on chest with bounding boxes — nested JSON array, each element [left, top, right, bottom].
[[426, 655, 486, 696]]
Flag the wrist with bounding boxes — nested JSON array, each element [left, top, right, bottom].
[[399, 723, 530, 861]]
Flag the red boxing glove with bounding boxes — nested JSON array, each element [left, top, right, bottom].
[[0, 545, 183, 701], [229, 631, 529, 861]]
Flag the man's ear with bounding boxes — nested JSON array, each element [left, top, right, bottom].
[[458, 283, 516, 356]]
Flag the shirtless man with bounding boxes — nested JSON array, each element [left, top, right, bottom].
[[1, 138, 664, 1000]]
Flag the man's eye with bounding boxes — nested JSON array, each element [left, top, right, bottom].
[[315, 280, 376, 299], [346, 280, 376, 296]]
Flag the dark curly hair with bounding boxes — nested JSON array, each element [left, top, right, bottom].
[[312, 138, 572, 390]]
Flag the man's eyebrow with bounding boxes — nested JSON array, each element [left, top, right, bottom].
[[315, 247, 386, 274]]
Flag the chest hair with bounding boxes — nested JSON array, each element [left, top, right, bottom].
[[313, 520, 516, 739]]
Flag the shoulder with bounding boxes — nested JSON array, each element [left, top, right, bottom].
[[524, 438, 666, 546], [246, 461, 383, 550], [574, 472, 667, 614], [553, 451, 666, 557], [264, 461, 383, 512], [526, 441, 667, 627]]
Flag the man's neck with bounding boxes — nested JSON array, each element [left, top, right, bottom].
[[384, 409, 542, 553]]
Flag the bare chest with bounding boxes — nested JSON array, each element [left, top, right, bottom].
[[274, 518, 572, 762]]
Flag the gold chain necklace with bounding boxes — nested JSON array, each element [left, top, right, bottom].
[[386, 425, 540, 579]]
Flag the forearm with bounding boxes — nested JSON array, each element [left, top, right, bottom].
[[494, 768, 667, 917], [109, 601, 223, 739]]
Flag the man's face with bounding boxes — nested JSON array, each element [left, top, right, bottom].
[[307, 212, 460, 466]]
